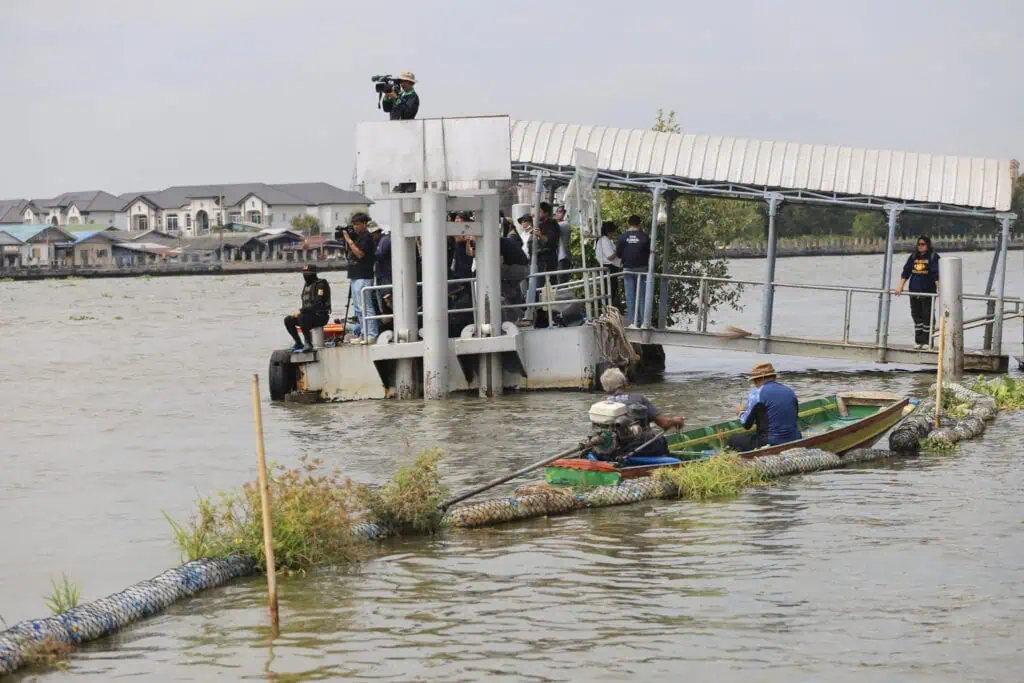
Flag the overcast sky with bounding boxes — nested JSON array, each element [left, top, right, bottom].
[[2, 0, 1021, 199]]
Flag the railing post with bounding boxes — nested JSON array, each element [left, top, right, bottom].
[[642, 184, 664, 329], [525, 172, 544, 322], [658, 194, 674, 329], [758, 192, 783, 353], [940, 256, 965, 379], [876, 204, 903, 362], [991, 213, 1016, 357], [982, 232, 1002, 350], [842, 289, 853, 343]]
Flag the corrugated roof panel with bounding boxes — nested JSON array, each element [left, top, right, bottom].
[[509, 120, 1012, 211]]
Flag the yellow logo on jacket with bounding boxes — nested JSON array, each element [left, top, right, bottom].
[[912, 258, 929, 274]]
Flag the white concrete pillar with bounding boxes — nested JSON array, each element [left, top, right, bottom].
[[477, 192, 503, 396], [939, 256, 964, 380], [390, 196, 419, 398], [421, 191, 449, 399]]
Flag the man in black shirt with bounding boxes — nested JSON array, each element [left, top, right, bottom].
[[381, 71, 420, 121], [500, 223, 530, 320], [373, 226, 393, 324], [615, 214, 652, 326], [532, 202, 561, 274], [284, 264, 331, 352], [343, 212, 379, 343]]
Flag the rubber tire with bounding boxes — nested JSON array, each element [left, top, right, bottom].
[[268, 349, 297, 401]]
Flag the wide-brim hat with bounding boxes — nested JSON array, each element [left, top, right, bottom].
[[749, 362, 777, 382], [517, 214, 533, 223], [398, 71, 416, 84]]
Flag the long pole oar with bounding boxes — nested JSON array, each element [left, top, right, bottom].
[[251, 374, 279, 636], [438, 437, 599, 513]]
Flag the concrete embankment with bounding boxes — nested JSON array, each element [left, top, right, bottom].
[[0, 260, 349, 281]]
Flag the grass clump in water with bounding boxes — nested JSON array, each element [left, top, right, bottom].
[[919, 436, 958, 454], [360, 448, 449, 533], [22, 637, 73, 672], [44, 574, 80, 615], [970, 375, 1024, 410], [653, 454, 764, 500], [168, 455, 364, 573]]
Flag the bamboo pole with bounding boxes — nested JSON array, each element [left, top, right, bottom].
[[935, 313, 947, 428], [251, 374, 279, 634]]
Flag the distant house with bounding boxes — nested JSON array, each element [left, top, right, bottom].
[[72, 230, 124, 267], [1, 225, 77, 266], [0, 230, 24, 267], [176, 233, 265, 263]]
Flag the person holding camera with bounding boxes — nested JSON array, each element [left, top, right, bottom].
[[382, 71, 419, 120], [343, 212, 379, 344]]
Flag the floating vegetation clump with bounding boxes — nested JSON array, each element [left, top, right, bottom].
[[44, 575, 80, 615], [653, 454, 764, 500], [167, 455, 364, 573], [919, 436, 958, 454], [22, 637, 72, 672], [67, 315, 95, 321], [360, 449, 450, 534], [970, 376, 1024, 410]]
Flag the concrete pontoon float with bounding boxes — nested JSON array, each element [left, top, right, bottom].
[[268, 115, 1019, 402]]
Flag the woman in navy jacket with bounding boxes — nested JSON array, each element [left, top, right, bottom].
[[895, 235, 940, 349]]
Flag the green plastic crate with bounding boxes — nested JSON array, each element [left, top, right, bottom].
[[544, 466, 622, 488]]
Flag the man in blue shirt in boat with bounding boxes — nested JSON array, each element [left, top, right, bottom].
[[726, 362, 801, 452], [599, 367, 686, 464]]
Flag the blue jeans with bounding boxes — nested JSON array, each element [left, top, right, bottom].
[[350, 278, 379, 339], [623, 270, 646, 326]]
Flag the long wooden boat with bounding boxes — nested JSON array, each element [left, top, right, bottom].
[[546, 391, 915, 487]]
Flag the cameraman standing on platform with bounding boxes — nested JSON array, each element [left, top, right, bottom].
[[342, 212, 379, 344], [382, 71, 419, 121]]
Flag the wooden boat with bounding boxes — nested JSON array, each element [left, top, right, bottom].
[[545, 391, 915, 487]]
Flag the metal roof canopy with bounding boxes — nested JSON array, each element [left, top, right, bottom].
[[510, 120, 1017, 218]]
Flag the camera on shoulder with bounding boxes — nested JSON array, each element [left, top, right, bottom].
[[371, 74, 398, 107]]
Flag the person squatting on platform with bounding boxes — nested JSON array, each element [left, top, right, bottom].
[[284, 264, 332, 352]]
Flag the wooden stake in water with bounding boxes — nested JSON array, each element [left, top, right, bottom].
[[935, 312, 948, 428], [251, 374, 279, 634]]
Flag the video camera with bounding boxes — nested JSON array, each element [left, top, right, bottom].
[[334, 225, 356, 255], [371, 74, 399, 108]]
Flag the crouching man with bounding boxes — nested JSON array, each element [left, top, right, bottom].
[[284, 264, 331, 352]]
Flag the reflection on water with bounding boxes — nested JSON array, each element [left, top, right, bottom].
[[1, 253, 1023, 681]]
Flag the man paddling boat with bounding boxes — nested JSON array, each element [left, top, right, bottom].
[[727, 362, 801, 452]]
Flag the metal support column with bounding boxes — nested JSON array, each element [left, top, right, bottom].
[[421, 191, 449, 400], [658, 194, 674, 329], [525, 172, 543, 319], [991, 213, 1015, 357], [390, 196, 419, 398], [758, 193, 782, 354], [982, 233, 1002, 351], [939, 256, 965, 380], [641, 184, 664, 329], [876, 204, 902, 362], [477, 192, 503, 396]]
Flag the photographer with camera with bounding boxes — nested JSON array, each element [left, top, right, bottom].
[[342, 212, 379, 344], [375, 71, 419, 120]]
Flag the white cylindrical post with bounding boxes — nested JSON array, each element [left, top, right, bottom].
[[390, 196, 419, 398], [642, 185, 663, 329], [991, 215, 1013, 357], [876, 205, 901, 361], [940, 256, 964, 380], [421, 191, 449, 399], [758, 193, 782, 353], [479, 193, 504, 396]]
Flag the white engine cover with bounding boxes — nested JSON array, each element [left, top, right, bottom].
[[589, 400, 628, 426]]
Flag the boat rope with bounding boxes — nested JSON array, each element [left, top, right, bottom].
[[593, 305, 639, 368]]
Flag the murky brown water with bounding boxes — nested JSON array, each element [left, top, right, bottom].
[[1, 252, 1022, 681]]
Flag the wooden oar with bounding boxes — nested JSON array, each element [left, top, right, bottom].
[[437, 436, 599, 513]]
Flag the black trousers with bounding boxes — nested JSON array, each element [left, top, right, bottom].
[[284, 310, 329, 346], [605, 264, 622, 310], [909, 295, 933, 346], [726, 431, 766, 453]]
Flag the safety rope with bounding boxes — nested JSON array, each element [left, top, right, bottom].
[[593, 305, 639, 368]]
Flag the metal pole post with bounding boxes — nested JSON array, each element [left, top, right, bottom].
[[658, 194, 673, 329], [876, 204, 902, 362], [421, 191, 449, 400], [479, 192, 503, 396], [991, 213, 1015, 357], [641, 185, 663, 328], [758, 193, 782, 354], [525, 172, 543, 320], [940, 256, 964, 379], [982, 232, 1002, 351], [390, 196, 419, 398]]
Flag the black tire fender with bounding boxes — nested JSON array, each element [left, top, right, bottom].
[[268, 349, 297, 401]]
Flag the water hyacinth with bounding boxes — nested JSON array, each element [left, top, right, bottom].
[[653, 454, 765, 500]]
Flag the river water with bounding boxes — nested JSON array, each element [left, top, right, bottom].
[[1, 251, 1022, 681]]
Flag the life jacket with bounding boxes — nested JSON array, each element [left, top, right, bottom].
[[301, 278, 331, 314]]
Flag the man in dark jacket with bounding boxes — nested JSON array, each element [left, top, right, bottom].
[[726, 362, 801, 452], [374, 227, 393, 322], [615, 214, 652, 326], [895, 234, 940, 348], [531, 202, 561, 274], [381, 71, 419, 120], [284, 264, 331, 352]]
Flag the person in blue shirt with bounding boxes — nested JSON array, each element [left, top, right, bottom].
[[726, 362, 801, 452], [895, 234, 940, 349]]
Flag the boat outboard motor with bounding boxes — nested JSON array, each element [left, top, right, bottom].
[[588, 399, 651, 461]]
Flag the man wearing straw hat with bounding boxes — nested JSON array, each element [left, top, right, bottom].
[[382, 71, 420, 120], [726, 362, 801, 452]]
